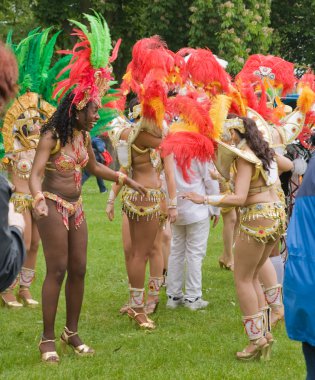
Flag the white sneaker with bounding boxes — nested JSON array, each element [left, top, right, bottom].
[[184, 298, 209, 310], [166, 296, 185, 309]]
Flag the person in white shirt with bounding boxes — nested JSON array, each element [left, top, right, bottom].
[[166, 158, 220, 310]]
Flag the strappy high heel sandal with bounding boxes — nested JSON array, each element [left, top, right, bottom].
[[236, 312, 269, 361], [0, 278, 23, 308], [261, 305, 274, 361], [218, 257, 234, 271], [18, 268, 39, 307], [144, 276, 163, 315], [18, 287, 39, 308], [236, 337, 269, 361], [60, 326, 95, 356], [127, 307, 156, 330], [39, 337, 60, 364]]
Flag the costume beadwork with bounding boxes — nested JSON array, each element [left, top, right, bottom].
[[121, 186, 165, 221], [239, 201, 286, 243], [43, 191, 84, 230], [10, 192, 33, 213]]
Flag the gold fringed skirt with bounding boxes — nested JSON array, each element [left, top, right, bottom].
[[239, 202, 286, 243], [121, 186, 165, 222]]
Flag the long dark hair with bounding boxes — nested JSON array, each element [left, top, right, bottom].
[[41, 92, 87, 147], [228, 113, 275, 172]]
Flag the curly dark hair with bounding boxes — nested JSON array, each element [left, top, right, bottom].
[[228, 113, 275, 173], [41, 92, 88, 147]]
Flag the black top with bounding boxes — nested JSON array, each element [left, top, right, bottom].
[[0, 174, 25, 292]]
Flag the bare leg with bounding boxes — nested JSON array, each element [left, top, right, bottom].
[[128, 215, 159, 323], [36, 200, 68, 354], [162, 221, 172, 273], [146, 227, 164, 312], [234, 234, 276, 353], [219, 209, 236, 270], [64, 216, 88, 347], [259, 257, 278, 288], [19, 210, 40, 303]]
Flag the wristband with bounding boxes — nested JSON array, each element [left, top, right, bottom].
[[168, 197, 177, 209], [203, 194, 226, 205], [107, 189, 116, 204], [115, 171, 127, 185]]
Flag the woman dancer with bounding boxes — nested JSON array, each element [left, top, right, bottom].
[[30, 13, 145, 363], [108, 110, 177, 328], [1, 29, 65, 307], [183, 115, 290, 361]]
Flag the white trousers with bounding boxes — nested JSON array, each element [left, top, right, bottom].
[[167, 217, 210, 301]]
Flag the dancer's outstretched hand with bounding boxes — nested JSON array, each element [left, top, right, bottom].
[[125, 178, 147, 197], [180, 192, 204, 204], [106, 202, 115, 221]]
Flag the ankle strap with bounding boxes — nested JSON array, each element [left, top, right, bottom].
[[39, 336, 56, 345], [64, 326, 78, 338]]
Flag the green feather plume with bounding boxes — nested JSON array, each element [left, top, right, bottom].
[[69, 11, 112, 69]]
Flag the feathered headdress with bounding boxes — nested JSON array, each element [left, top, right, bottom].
[[161, 92, 216, 181], [183, 48, 230, 96], [1, 28, 68, 157], [236, 54, 296, 101], [53, 11, 121, 110]]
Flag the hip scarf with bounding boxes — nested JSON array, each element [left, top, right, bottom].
[[239, 202, 286, 243], [43, 191, 84, 230], [121, 186, 165, 221], [10, 192, 33, 213]]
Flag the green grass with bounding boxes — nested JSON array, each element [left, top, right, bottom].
[[0, 180, 306, 380]]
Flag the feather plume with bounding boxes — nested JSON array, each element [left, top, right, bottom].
[[160, 132, 215, 181], [54, 12, 116, 108], [297, 86, 315, 114], [209, 95, 232, 139], [236, 54, 296, 97], [186, 49, 230, 94]]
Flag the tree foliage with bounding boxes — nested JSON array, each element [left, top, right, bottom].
[[189, 0, 272, 75], [270, 0, 315, 72], [0, 0, 313, 79]]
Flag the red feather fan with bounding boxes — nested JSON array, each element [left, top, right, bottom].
[[186, 49, 230, 94], [160, 132, 216, 182]]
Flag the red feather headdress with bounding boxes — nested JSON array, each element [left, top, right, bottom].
[[236, 54, 296, 100], [53, 12, 121, 110]]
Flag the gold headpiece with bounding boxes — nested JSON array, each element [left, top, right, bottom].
[[224, 118, 245, 134]]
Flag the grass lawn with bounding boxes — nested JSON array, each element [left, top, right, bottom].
[[0, 181, 306, 380]]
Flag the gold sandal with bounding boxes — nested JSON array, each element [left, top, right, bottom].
[[17, 287, 39, 308], [60, 326, 95, 356], [236, 337, 269, 361], [218, 257, 234, 271], [127, 307, 156, 330], [39, 337, 60, 364]]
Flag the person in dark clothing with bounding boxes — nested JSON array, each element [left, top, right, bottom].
[[82, 136, 108, 193], [0, 41, 26, 295], [0, 175, 26, 294]]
